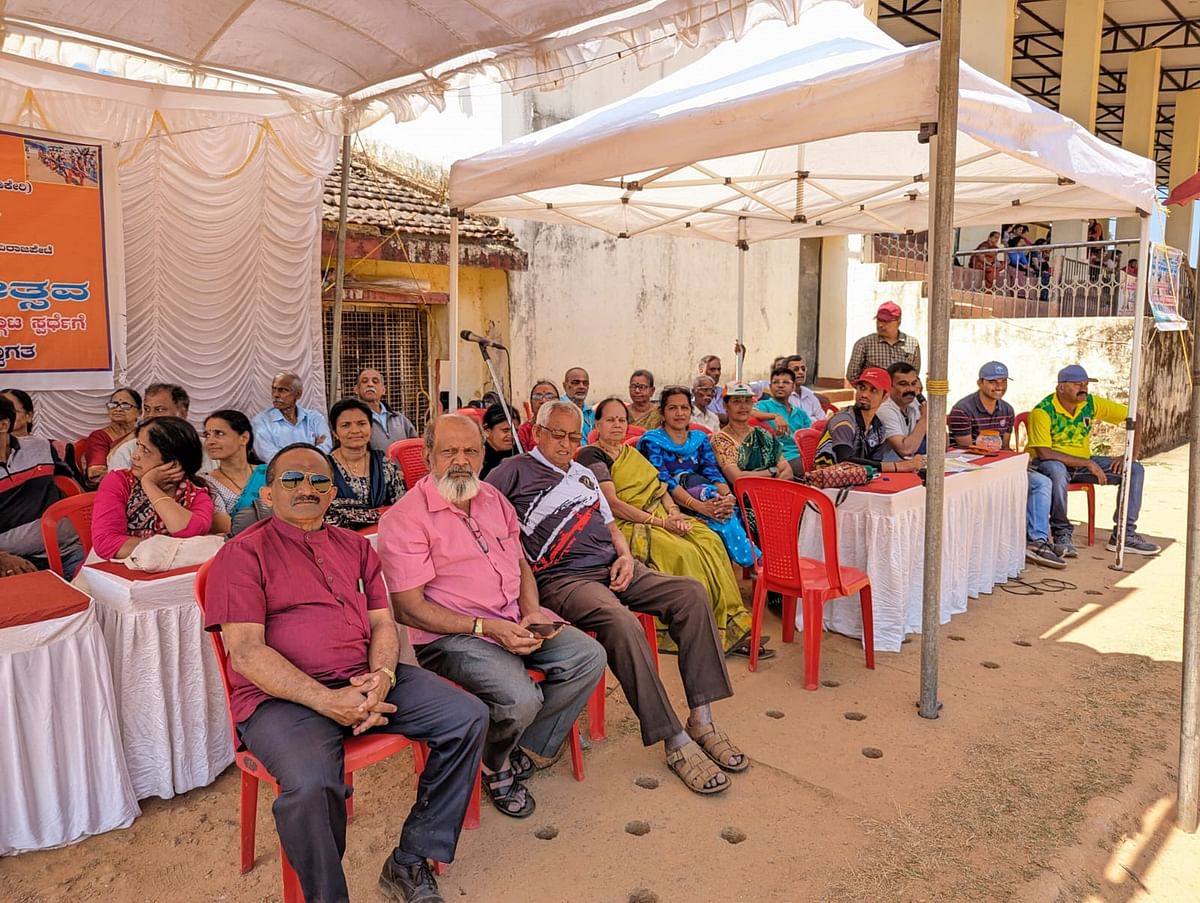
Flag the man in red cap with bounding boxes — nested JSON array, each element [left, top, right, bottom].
[[844, 301, 922, 384], [814, 368, 925, 473]]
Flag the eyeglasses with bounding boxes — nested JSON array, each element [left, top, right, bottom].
[[628, 383, 652, 391], [539, 427, 584, 443], [106, 401, 137, 411], [464, 515, 489, 553], [530, 392, 557, 401], [277, 471, 333, 493]]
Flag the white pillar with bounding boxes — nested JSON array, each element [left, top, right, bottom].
[[1117, 49, 1162, 241], [1166, 90, 1200, 256], [1053, 0, 1105, 246]]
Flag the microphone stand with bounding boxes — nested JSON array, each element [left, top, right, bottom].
[[464, 339, 524, 453]]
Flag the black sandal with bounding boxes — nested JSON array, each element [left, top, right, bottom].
[[510, 748, 535, 781], [482, 768, 536, 819]]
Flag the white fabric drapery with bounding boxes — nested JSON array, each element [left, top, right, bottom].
[[797, 454, 1028, 652], [0, 55, 339, 439], [77, 565, 233, 800], [0, 603, 140, 855]]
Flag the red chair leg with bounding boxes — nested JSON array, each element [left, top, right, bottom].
[[1085, 484, 1096, 546], [802, 595, 823, 691], [638, 614, 660, 673], [239, 770, 258, 874], [748, 577, 766, 672], [859, 584, 875, 671], [345, 770, 354, 824], [464, 770, 482, 830], [569, 723, 585, 782], [587, 675, 607, 742], [280, 845, 303, 903], [781, 594, 797, 645]]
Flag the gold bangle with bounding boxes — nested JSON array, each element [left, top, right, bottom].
[[150, 496, 173, 508]]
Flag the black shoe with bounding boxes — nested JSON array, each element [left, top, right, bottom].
[[379, 856, 444, 903], [766, 592, 783, 613]]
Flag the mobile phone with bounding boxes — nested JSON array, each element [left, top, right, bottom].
[[526, 622, 562, 638]]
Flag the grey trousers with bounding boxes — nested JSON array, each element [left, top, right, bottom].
[[535, 561, 733, 746], [416, 626, 606, 772], [238, 665, 487, 903]]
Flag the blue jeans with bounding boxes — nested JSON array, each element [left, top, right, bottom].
[[417, 627, 607, 772], [1035, 455, 1144, 537], [1027, 469, 1052, 542]]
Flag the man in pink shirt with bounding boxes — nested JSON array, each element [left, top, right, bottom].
[[204, 442, 486, 903], [380, 416, 605, 819]]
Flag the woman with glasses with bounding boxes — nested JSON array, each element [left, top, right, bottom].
[[82, 387, 142, 488], [324, 398, 404, 529], [91, 416, 216, 560], [626, 369, 661, 430], [202, 409, 267, 521], [637, 387, 755, 569], [578, 397, 763, 657], [516, 379, 559, 452]]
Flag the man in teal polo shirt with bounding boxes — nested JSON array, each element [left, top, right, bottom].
[[752, 367, 811, 465]]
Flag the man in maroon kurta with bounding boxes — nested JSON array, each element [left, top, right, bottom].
[[204, 443, 486, 903]]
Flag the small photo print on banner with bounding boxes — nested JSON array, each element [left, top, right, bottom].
[[1147, 243, 1188, 333], [0, 127, 118, 385]]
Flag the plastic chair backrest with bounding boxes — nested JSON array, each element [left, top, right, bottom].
[[40, 492, 96, 577], [1013, 412, 1029, 452], [748, 417, 771, 429], [456, 407, 486, 423], [73, 439, 88, 475], [54, 475, 83, 497], [822, 400, 840, 416], [810, 418, 828, 435], [691, 424, 712, 436], [733, 477, 844, 592], [195, 560, 242, 747], [793, 428, 821, 473], [387, 438, 429, 486], [588, 425, 647, 445]]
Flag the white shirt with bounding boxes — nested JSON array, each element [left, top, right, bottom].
[[691, 406, 720, 433], [876, 397, 922, 439]]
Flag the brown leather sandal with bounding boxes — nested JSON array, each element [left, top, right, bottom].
[[665, 740, 729, 794], [687, 722, 750, 773]]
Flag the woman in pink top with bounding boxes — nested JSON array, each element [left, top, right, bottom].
[[92, 416, 216, 560]]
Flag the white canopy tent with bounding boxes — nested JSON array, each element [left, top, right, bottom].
[[446, 0, 1158, 710]]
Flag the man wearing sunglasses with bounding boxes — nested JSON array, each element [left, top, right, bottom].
[[380, 415, 606, 820], [486, 402, 745, 797], [203, 443, 487, 903]]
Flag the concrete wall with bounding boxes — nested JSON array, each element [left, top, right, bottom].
[[499, 42, 815, 404]]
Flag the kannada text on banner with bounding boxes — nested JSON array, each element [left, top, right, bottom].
[[0, 128, 114, 375]]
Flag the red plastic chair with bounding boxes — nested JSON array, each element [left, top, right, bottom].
[[793, 428, 821, 473], [195, 561, 427, 903], [810, 418, 828, 435], [690, 424, 712, 436], [821, 400, 840, 417], [40, 492, 96, 578], [1014, 412, 1095, 546], [387, 438, 430, 488], [586, 425, 646, 445], [456, 407, 486, 423], [733, 477, 875, 687], [54, 474, 83, 497], [585, 612, 658, 742]]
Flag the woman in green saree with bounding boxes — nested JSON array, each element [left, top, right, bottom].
[[577, 397, 771, 658]]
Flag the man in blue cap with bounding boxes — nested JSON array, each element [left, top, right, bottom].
[[1026, 365, 1159, 556], [948, 361, 1064, 569]]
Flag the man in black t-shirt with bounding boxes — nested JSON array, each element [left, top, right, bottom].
[[813, 367, 924, 474], [486, 401, 744, 796]]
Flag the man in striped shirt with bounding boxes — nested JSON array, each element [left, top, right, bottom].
[[948, 361, 1064, 570]]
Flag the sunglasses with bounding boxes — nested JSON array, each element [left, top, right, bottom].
[[464, 515, 489, 553], [277, 471, 333, 492], [106, 401, 137, 411]]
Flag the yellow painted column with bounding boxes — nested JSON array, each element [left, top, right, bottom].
[[1117, 49, 1162, 240], [861, 0, 878, 24], [1166, 89, 1200, 254], [1054, 0, 1104, 245], [961, 0, 1014, 84]]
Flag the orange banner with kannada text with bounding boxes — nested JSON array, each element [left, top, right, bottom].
[[0, 126, 121, 388]]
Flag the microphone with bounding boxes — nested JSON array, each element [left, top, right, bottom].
[[459, 330, 507, 350]]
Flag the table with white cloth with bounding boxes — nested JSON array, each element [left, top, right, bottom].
[[1, 571, 139, 855], [797, 453, 1028, 652], [75, 562, 233, 800]]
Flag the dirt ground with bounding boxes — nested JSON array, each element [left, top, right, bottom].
[[4, 446, 1198, 903]]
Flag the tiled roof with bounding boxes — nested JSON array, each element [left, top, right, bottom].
[[322, 158, 520, 250]]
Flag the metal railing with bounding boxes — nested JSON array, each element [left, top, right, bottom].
[[867, 232, 1148, 319]]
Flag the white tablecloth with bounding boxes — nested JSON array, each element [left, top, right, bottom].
[[1, 600, 140, 855], [798, 454, 1027, 652], [76, 566, 233, 800]]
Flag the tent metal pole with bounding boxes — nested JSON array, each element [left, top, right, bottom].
[[329, 132, 352, 401], [449, 215, 460, 410], [736, 217, 747, 381], [1179, 279, 1200, 832], [1111, 214, 1151, 570], [918, 0, 960, 721]]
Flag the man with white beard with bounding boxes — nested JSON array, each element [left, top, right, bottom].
[[378, 415, 606, 819]]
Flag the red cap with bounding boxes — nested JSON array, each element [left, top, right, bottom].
[[855, 367, 892, 392], [875, 301, 902, 321]]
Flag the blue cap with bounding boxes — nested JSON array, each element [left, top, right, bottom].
[[1057, 364, 1096, 383], [978, 361, 1009, 381]]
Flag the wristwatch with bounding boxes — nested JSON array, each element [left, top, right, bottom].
[[472, 617, 485, 636]]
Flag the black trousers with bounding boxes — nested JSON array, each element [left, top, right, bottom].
[[239, 665, 487, 903]]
